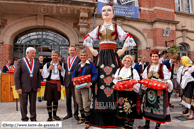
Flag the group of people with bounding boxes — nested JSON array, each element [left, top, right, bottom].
[[9, 3, 194, 129], [2, 59, 17, 73]]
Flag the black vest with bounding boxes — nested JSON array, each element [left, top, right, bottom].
[[47, 62, 63, 84], [74, 63, 92, 77]]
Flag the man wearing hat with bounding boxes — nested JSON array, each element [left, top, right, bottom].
[[159, 50, 168, 64], [42, 50, 65, 121]]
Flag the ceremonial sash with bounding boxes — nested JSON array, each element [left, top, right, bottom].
[[5, 65, 10, 70], [67, 56, 77, 73], [12, 65, 15, 70], [23, 57, 35, 77]]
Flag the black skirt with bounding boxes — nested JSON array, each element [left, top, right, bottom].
[[182, 82, 194, 110], [44, 82, 61, 102], [116, 91, 142, 120], [90, 49, 123, 127]]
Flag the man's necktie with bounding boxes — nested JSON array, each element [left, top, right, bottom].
[[29, 60, 32, 66]]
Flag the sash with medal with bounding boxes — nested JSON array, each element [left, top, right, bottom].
[[5, 65, 10, 71], [23, 57, 35, 77], [12, 65, 16, 70], [67, 56, 77, 74]]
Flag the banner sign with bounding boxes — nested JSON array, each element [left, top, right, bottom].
[[97, 1, 139, 18]]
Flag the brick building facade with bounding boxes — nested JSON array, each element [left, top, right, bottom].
[[0, 0, 193, 70]]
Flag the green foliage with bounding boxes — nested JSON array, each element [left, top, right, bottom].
[[168, 45, 179, 56]]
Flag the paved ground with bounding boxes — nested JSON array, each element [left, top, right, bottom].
[[0, 93, 194, 129]]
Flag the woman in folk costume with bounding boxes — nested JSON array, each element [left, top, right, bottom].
[[83, 3, 136, 128], [113, 55, 141, 129], [180, 56, 194, 120], [138, 49, 173, 129]]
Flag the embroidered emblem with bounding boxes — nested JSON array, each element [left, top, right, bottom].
[[104, 76, 113, 86], [118, 97, 124, 105], [100, 74, 104, 78], [95, 84, 98, 95], [123, 98, 136, 114], [100, 64, 104, 68], [103, 66, 113, 75], [100, 85, 105, 90], [111, 64, 115, 68], [147, 89, 157, 104], [119, 106, 122, 109], [103, 87, 113, 97], [123, 102, 132, 113], [144, 89, 165, 115]]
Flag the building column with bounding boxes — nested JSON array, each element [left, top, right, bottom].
[[181, 0, 186, 12]]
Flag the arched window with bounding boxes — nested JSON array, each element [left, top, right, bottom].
[[178, 43, 188, 57], [13, 29, 70, 61]]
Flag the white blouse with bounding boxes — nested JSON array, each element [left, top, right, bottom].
[[181, 65, 194, 89], [113, 67, 140, 93], [142, 64, 173, 93], [83, 24, 136, 50]]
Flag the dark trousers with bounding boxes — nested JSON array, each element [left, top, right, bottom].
[[65, 85, 78, 116], [19, 89, 37, 121], [168, 91, 172, 104]]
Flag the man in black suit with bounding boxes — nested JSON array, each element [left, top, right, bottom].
[[63, 45, 81, 121], [14, 47, 41, 121]]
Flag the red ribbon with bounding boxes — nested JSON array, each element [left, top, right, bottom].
[[125, 33, 132, 39], [109, 4, 114, 6], [78, 67, 82, 72], [168, 66, 173, 72], [84, 34, 90, 39]]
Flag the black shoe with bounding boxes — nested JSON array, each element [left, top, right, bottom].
[[74, 115, 80, 121], [38, 100, 42, 102], [182, 108, 189, 114], [47, 118, 52, 121], [63, 114, 72, 120], [169, 103, 174, 108], [53, 116, 61, 120]]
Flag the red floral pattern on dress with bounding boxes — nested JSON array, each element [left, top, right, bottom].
[[103, 66, 113, 75], [104, 76, 113, 86], [103, 87, 114, 97]]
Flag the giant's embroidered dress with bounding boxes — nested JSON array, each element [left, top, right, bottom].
[[83, 24, 136, 127]]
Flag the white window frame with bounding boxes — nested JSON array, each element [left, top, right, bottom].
[[185, 0, 192, 13], [175, 0, 182, 11]]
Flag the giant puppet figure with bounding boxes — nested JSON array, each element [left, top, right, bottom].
[[83, 4, 136, 128]]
